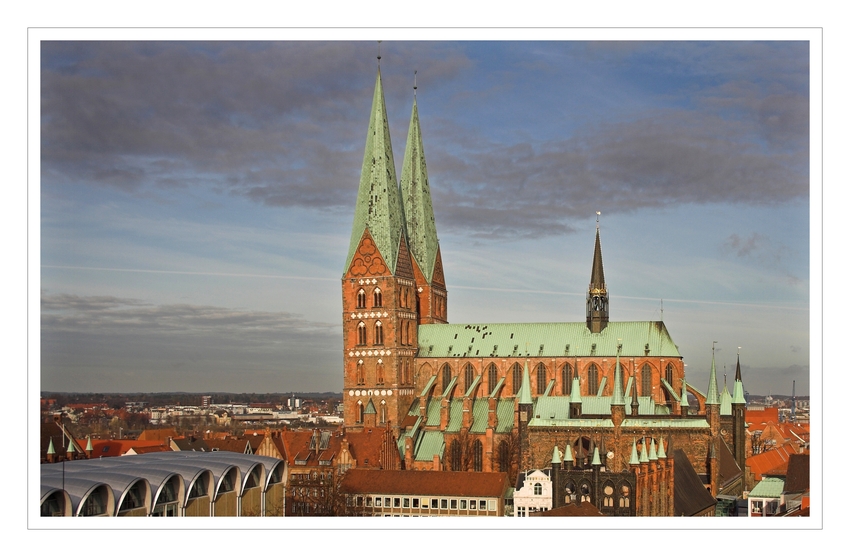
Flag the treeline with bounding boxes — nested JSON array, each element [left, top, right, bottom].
[[42, 392, 342, 409]]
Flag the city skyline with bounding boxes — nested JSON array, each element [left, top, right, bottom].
[[38, 35, 815, 396]]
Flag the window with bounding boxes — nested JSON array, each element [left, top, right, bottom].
[[588, 363, 599, 394], [356, 360, 365, 385], [512, 363, 523, 395], [441, 364, 452, 392], [536, 363, 547, 395], [374, 321, 384, 345], [450, 499, 458, 510], [441, 499, 448, 509], [376, 361, 384, 385], [375, 497, 381, 507], [534, 482, 543, 496], [450, 439, 462, 471], [393, 497, 400, 507], [373, 288, 382, 307], [472, 439, 483, 472], [366, 497, 372, 507], [487, 364, 498, 394], [470, 500, 477, 510], [403, 498, 410, 508], [665, 363, 674, 385], [412, 498, 419, 508], [562, 363, 572, 395], [480, 500, 487, 510], [488, 500, 496, 511], [642, 363, 652, 396], [384, 497, 390, 507], [603, 484, 615, 508], [357, 401, 364, 423], [356, 496, 364, 506], [357, 322, 367, 345], [431, 499, 439, 509], [460, 500, 467, 510], [463, 363, 474, 392], [356, 289, 366, 308]]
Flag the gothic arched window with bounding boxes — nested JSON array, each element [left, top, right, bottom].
[[357, 401, 364, 423], [441, 364, 452, 393], [588, 364, 599, 394], [603, 482, 615, 509], [487, 364, 498, 395], [665, 363, 674, 385], [498, 440, 510, 473], [641, 363, 652, 396], [562, 363, 572, 395], [512, 363, 523, 395], [374, 321, 384, 345], [463, 364, 474, 392], [376, 360, 384, 385], [356, 289, 366, 309], [373, 288, 382, 308], [450, 439, 462, 471], [357, 322, 367, 346], [356, 360, 364, 385], [536, 363, 547, 395], [472, 439, 483, 472]]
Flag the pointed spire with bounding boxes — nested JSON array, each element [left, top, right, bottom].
[[364, 398, 377, 414], [517, 360, 533, 404], [706, 344, 720, 406], [551, 445, 562, 464], [612, 343, 625, 406], [649, 439, 658, 461], [563, 443, 574, 463], [657, 437, 667, 459], [639, 438, 649, 463], [400, 86, 440, 284], [47, 437, 55, 456], [591, 446, 602, 466], [571, 374, 581, 400], [732, 351, 746, 405], [630, 439, 640, 465], [86, 435, 93, 452], [631, 373, 640, 415], [344, 69, 405, 276], [586, 214, 609, 333]]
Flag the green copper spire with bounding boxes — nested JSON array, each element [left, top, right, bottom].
[[649, 439, 658, 461], [629, 439, 639, 465], [639, 439, 649, 463], [86, 435, 93, 452], [733, 353, 746, 405], [518, 360, 533, 404], [400, 95, 440, 283], [612, 345, 625, 406], [344, 70, 405, 276], [563, 443, 574, 463], [706, 346, 720, 406], [586, 217, 609, 333], [47, 437, 55, 456], [571, 374, 582, 400], [552, 445, 562, 464], [657, 437, 667, 459], [720, 381, 733, 415], [591, 446, 602, 466]]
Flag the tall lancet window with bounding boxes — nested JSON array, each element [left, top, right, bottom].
[[463, 364, 474, 392], [373, 288, 382, 308], [374, 321, 383, 345], [441, 364, 452, 393], [665, 363, 674, 385], [536, 363, 547, 395], [357, 322, 367, 346], [512, 363, 523, 395], [588, 364, 599, 394], [356, 289, 366, 309], [562, 363, 572, 395], [487, 364, 498, 395], [641, 363, 652, 396]]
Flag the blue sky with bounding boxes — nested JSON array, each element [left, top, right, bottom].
[[37, 36, 813, 396]]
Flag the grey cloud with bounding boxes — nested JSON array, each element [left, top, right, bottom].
[[722, 232, 791, 267]]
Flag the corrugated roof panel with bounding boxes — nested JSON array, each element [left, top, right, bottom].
[[446, 399, 463, 432], [749, 477, 785, 498], [529, 418, 615, 428], [417, 321, 681, 359], [533, 396, 570, 421], [620, 419, 709, 429], [496, 399, 515, 433], [470, 398, 490, 433], [413, 431, 445, 461]]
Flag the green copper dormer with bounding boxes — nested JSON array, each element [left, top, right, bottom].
[[706, 350, 720, 406], [733, 354, 746, 405], [518, 360, 533, 405], [344, 70, 405, 276], [400, 96, 440, 284]]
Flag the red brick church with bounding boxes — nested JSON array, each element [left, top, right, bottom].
[[341, 66, 747, 516]]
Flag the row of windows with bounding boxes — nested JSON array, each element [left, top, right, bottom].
[[437, 361, 677, 397], [355, 286, 417, 311], [355, 320, 415, 347], [349, 495, 496, 511], [354, 359, 413, 386]]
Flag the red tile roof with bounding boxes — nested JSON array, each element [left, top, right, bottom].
[[746, 443, 800, 480], [340, 469, 509, 498]]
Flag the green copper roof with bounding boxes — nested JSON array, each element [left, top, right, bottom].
[[417, 321, 681, 359], [660, 378, 681, 403], [639, 440, 649, 463], [552, 445, 562, 464], [720, 384, 732, 415], [749, 478, 785, 498], [733, 355, 746, 405], [630, 439, 639, 465], [517, 361, 533, 405], [621, 418, 709, 429], [649, 439, 658, 461], [496, 399, 515, 433], [364, 398, 377, 414], [425, 399, 441, 426], [563, 443, 574, 462], [706, 351, 720, 405], [446, 399, 463, 432], [47, 437, 55, 455], [590, 227, 606, 291], [657, 437, 667, 459], [419, 374, 437, 398], [591, 447, 602, 466], [344, 70, 405, 276], [470, 398, 489, 433], [400, 97, 440, 284], [413, 430, 446, 462]]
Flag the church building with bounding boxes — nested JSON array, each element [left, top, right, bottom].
[[341, 67, 746, 516]]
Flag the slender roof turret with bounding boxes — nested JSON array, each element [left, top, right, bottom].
[[586, 213, 609, 333], [612, 344, 625, 406], [400, 83, 440, 284], [629, 439, 639, 465], [518, 360, 533, 404], [732, 352, 746, 405], [344, 69, 405, 276], [706, 345, 720, 406]]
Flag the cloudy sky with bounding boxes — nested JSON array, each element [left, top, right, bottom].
[[37, 34, 814, 396]]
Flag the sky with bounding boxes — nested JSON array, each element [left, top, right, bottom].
[[36, 35, 815, 396]]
